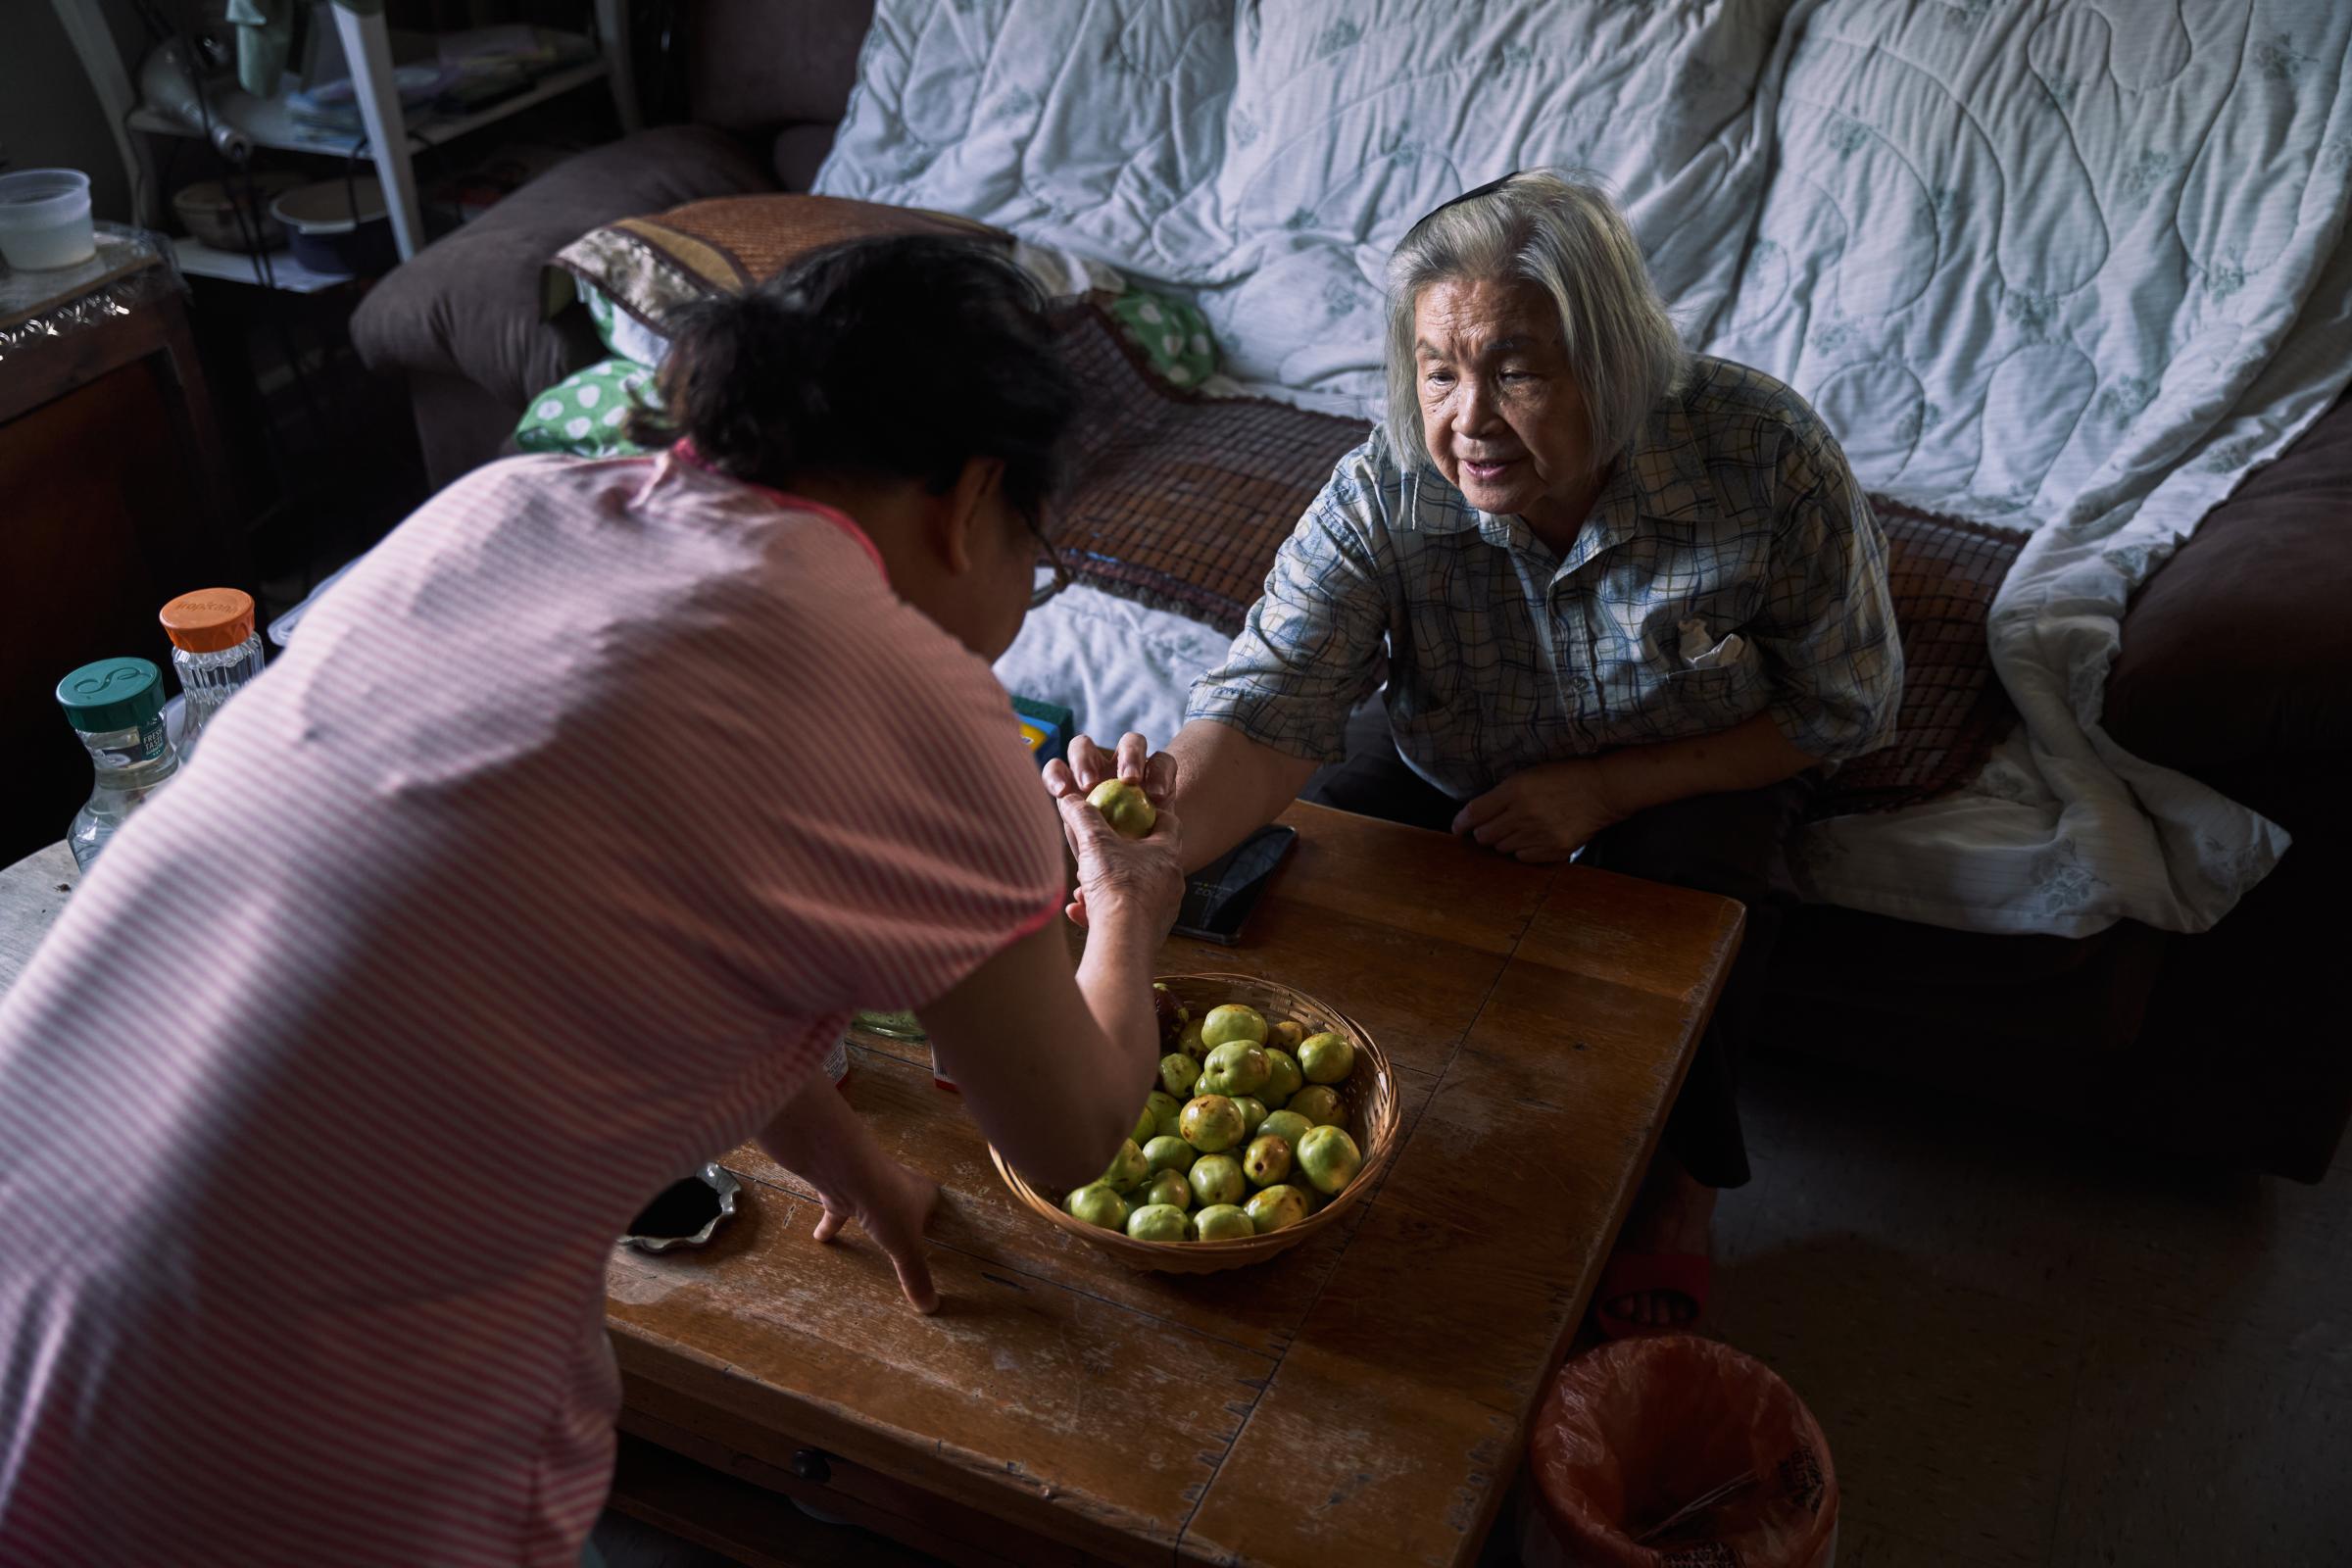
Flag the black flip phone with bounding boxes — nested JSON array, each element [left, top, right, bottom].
[[1171, 824, 1298, 946]]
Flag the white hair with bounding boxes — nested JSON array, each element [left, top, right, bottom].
[[1384, 171, 1686, 477]]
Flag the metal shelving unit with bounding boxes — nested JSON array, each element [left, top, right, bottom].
[[53, 0, 639, 266]]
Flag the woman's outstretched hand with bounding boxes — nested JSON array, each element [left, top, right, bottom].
[[1044, 729, 1178, 803], [757, 1077, 943, 1313], [804, 1153, 941, 1315]]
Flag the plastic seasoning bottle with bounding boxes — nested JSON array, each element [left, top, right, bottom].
[[851, 1006, 944, 1091], [159, 587, 266, 761], [56, 657, 181, 872]]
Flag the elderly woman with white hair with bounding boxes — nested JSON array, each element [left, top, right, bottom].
[[1047, 171, 1903, 1336]]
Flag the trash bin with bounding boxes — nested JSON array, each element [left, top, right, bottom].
[[1520, 1334, 1838, 1568]]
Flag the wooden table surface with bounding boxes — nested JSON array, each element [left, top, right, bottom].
[[0, 806, 1744, 1567], [602, 802, 1742, 1568]]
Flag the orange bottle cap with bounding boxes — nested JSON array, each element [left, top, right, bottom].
[[160, 588, 256, 653]]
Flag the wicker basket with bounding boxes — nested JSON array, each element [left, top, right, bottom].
[[990, 972, 1400, 1275]]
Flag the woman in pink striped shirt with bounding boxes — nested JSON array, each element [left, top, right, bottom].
[[0, 238, 1181, 1566]]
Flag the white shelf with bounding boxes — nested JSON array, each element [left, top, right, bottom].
[[75, 0, 638, 264], [128, 60, 610, 160], [168, 235, 352, 293]]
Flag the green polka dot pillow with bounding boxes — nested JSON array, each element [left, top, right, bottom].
[[1103, 291, 1217, 387], [513, 358, 656, 458]]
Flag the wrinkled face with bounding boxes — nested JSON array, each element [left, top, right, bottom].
[[1413, 276, 1594, 526]]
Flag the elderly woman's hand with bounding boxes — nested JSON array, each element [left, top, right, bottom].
[[1054, 788, 1185, 934], [1451, 760, 1628, 864]]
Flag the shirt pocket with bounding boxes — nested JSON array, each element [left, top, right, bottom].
[[1658, 653, 1769, 736]]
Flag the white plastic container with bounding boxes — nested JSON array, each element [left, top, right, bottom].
[[0, 170, 97, 271]]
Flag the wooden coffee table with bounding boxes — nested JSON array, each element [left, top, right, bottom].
[[0, 802, 1741, 1567], [600, 802, 1742, 1567]]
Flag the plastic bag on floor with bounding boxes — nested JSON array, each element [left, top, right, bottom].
[[1521, 1334, 1838, 1568]]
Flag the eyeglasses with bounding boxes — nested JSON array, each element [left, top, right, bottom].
[[1026, 514, 1072, 609]]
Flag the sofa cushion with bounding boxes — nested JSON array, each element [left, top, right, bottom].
[[549, 192, 1008, 343], [2105, 388, 2352, 769], [1811, 503, 2027, 819], [350, 125, 772, 413]]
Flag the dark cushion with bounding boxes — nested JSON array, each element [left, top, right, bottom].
[[350, 125, 772, 414], [2106, 388, 2352, 768], [772, 122, 841, 192], [688, 0, 875, 130]]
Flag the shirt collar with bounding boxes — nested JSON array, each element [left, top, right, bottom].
[[665, 439, 890, 580], [1398, 386, 1718, 570]]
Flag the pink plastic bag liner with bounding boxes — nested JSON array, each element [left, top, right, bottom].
[[1528, 1335, 1838, 1568]]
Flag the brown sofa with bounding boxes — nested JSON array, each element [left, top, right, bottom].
[[350, 0, 2352, 1181]]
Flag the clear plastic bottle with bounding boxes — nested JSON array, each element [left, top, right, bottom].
[[56, 657, 181, 872], [159, 587, 266, 761]]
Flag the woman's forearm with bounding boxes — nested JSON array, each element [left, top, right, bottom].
[[1075, 906, 1166, 1073], [1596, 711, 1817, 817], [757, 1069, 876, 1191], [1165, 719, 1320, 870]]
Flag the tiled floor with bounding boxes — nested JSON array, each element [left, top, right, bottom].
[[1712, 1052, 2352, 1568], [593, 1050, 2352, 1568]]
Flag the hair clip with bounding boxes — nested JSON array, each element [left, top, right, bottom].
[[1405, 170, 1525, 235]]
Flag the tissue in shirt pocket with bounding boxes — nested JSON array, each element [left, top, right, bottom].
[[1678, 616, 1747, 670]]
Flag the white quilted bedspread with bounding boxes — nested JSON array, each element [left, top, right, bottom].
[[821, 0, 2352, 937]]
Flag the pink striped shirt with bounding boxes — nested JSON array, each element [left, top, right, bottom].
[[0, 452, 1062, 1565]]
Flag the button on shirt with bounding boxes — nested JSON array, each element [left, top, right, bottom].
[[1187, 356, 1904, 799]]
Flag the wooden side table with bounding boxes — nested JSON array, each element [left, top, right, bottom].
[[0, 228, 240, 864]]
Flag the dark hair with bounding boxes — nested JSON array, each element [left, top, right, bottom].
[[631, 236, 1078, 526]]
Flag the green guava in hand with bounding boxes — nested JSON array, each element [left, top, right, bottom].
[[1088, 778, 1157, 839]]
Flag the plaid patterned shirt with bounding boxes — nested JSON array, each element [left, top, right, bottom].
[[1187, 356, 1904, 799]]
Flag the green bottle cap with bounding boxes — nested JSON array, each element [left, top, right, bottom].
[[57, 657, 166, 734]]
